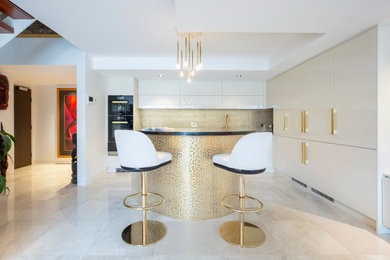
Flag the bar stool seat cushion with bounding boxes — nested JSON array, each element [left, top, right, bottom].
[[213, 132, 272, 174], [157, 152, 172, 165], [115, 130, 172, 171]]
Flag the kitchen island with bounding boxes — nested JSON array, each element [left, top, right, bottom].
[[139, 128, 258, 220]]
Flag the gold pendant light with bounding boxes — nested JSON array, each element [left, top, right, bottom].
[[176, 33, 203, 82]]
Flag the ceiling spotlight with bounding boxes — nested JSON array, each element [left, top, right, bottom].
[[158, 73, 164, 78], [236, 74, 242, 79]]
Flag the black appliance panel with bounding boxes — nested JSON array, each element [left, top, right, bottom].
[[108, 95, 133, 116], [107, 95, 134, 152]]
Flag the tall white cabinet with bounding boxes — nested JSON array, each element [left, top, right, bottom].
[[268, 28, 378, 220]]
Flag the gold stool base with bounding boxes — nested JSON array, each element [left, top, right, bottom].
[[219, 221, 266, 248], [122, 220, 167, 246]]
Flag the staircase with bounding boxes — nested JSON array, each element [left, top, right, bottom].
[[0, 0, 34, 47]]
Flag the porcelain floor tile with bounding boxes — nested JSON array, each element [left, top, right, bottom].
[[1, 164, 389, 260]]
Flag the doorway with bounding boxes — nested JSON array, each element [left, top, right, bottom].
[[14, 86, 32, 169]]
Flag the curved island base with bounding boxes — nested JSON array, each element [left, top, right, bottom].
[[136, 129, 255, 221]]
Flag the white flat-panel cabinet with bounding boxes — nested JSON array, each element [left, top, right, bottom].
[[268, 28, 378, 220], [222, 81, 264, 95], [275, 136, 307, 184], [181, 95, 222, 108], [305, 51, 334, 143], [181, 81, 222, 96], [138, 95, 180, 108], [305, 141, 335, 197], [273, 109, 288, 137], [139, 80, 180, 95], [331, 144, 377, 219], [333, 28, 377, 149], [222, 96, 264, 109], [282, 65, 307, 140]]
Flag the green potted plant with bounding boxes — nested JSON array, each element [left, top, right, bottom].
[[0, 123, 15, 195]]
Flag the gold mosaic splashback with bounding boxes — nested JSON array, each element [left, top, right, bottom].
[[138, 109, 273, 130]]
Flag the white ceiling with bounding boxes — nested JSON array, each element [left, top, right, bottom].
[[0, 65, 76, 86], [10, 0, 390, 80]]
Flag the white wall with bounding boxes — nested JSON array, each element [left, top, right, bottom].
[[377, 24, 390, 233], [0, 38, 101, 185], [31, 84, 76, 163], [0, 69, 15, 173], [80, 54, 107, 184]]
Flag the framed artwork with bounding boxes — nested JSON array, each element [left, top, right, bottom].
[[0, 75, 9, 110], [57, 88, 77, 158]]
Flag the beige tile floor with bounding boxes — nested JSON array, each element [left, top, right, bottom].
[[1, 164, 390, 260]]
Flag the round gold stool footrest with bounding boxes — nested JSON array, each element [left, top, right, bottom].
[[123, 192, 164, 210], [220, 221, 266, 248], [221, 194, 263, 213], [122, 220, 167, 246]]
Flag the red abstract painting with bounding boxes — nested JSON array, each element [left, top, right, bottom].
[[64, 95, 77, 151], [58, 89, 77, 157]]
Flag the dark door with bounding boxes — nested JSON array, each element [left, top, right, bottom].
[[14, 86, 32, 169]]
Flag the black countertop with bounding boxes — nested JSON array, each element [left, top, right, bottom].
[[141, 127, 265, 136]]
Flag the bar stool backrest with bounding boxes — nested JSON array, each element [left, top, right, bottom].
[[115, 130, 159, 168], [230, 132, 272, 171]]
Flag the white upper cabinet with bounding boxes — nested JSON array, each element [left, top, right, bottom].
[[138, 80, 180, 95], [222, 81, 264, 95], [138, 95, 180, 108], [305, 51, 334, 143], [138, 80, 265, 109], [181, 95, 222, 108], [181, 81, 222, 96], [222, 95, 264, 109], [333, 28, 377, 149]]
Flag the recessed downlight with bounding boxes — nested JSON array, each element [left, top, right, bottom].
[[158, 73, 164, 78]]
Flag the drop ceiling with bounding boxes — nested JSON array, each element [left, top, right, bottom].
[[9, 0, 390, 80]]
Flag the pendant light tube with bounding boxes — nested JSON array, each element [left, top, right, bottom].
[[199, 41, 202, 69], [196, 42, 199, 70], [176, 40, 179, 69], [185, 36, 187, 66], [191, 50, 195, 76], [180, 50, 184, 77], [188, 33, 191, 66]]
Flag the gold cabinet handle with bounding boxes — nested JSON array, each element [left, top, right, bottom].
[[301, 111, 304, 133], [283, 113, 287, 131], [331, 108, 336, 135], [305, 142, 308, 164], [301, 141, 308, 165], [304, 110, 307, 133]]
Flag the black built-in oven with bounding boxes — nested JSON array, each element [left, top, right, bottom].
[[108, 95, 133, 151]]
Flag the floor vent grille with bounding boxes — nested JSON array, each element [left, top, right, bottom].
[[311, 188, 334, 202], [291, 178, 307, 188]]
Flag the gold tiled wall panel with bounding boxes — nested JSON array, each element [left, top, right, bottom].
[[138, 109, 273, 130], [131, 134, 243, 220]]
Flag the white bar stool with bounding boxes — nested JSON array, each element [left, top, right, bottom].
[[115, 130, 172, 246], [213, 132, 272, 248]]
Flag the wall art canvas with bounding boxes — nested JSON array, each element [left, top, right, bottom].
[[0, 75, 9, 110], [57, 88, 77, 157]]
